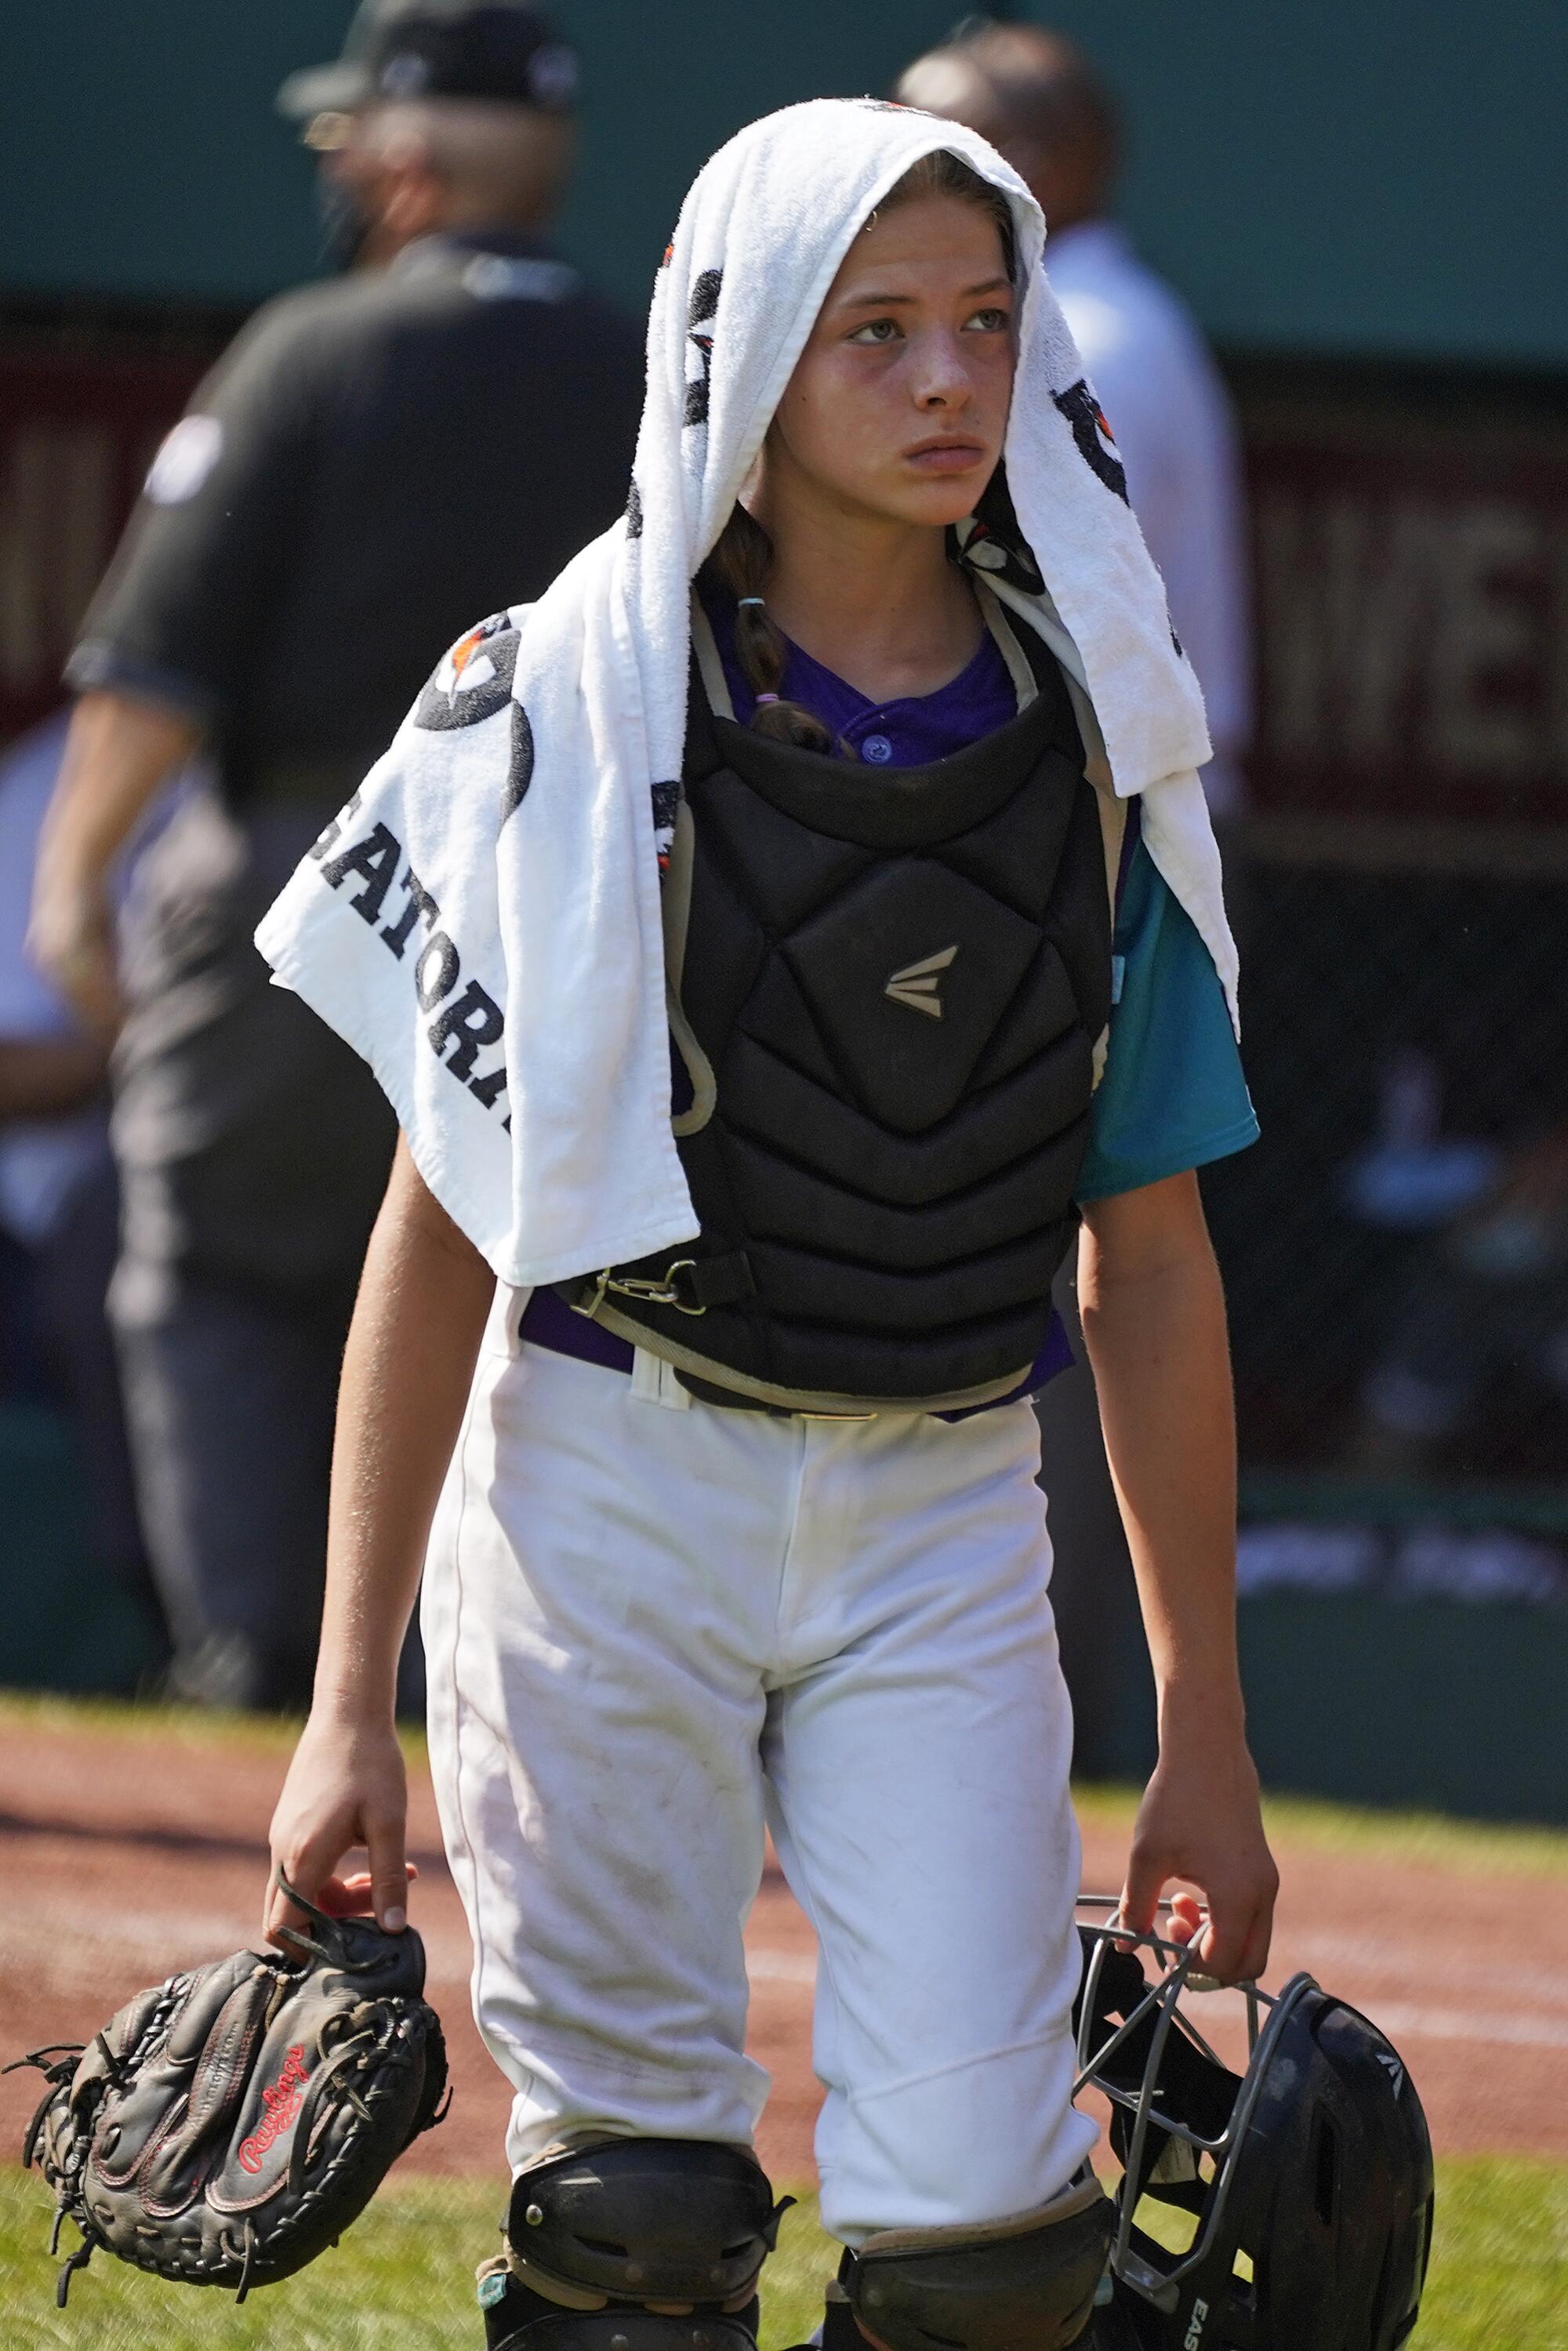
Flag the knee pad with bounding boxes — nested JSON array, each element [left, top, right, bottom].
[[844, 2171, 1113, 2351], [481, 2302, 760, 2351], [481, 2139, 789, 2351]]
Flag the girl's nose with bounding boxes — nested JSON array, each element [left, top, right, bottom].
[[913, 333, 973, 410]]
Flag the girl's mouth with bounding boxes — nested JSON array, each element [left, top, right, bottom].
[[904, 440, 985, 473]]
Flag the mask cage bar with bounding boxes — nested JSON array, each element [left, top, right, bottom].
[[1074, 1896, 1319, 2312]]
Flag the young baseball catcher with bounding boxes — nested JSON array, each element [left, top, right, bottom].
[[253, 98, 1279, 2351]]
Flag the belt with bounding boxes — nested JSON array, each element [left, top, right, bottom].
[[669, 1370, 871, 1420], [514, 1288, 870, 1417], [514, 1286, 1065, 1422]]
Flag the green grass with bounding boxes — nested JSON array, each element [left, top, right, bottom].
[[0, 2172, 824, 2351], [1418, 2161, 1568, 2350], [0, 1688, 307, 1752], [0, 1687, 430, 1765], [2, 2161, 1563, 2350], [1073, 1783, 1568, 1880], [7, 1687, 1568, 1875]]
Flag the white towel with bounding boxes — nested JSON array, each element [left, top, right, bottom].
[[256, 98, 1237, 1290]]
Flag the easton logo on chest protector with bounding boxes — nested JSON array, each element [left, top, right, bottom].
[[885, 944, 958, 1018]]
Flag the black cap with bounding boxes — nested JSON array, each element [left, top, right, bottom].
[[278, 1, 579, 122]]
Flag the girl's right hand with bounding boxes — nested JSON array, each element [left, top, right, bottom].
[[264, 1709, 411, 1946]]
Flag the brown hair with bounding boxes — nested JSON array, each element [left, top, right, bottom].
[[701, 149, 1016, 755]]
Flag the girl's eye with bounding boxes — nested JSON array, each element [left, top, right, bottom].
[[848, 317, 902, 345], [965, 306, 1011, 333]]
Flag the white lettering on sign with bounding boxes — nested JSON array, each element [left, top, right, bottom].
[[1428, 502, 1542, 774], [1258, 495, 1436, 763], [1255, 487, 1566, 792]]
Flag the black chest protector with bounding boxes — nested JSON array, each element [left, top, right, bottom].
[[559, 625, 1115, 1413]]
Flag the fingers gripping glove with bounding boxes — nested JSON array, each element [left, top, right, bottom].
[[11, 1878, 448, 2306]]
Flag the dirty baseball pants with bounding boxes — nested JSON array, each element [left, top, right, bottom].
[[422, 1320, 1098, 2248]]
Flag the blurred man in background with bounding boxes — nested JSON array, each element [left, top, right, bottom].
[[895, 20, 1256, 1767], [0, 713, 161, 1661], [30, 0, 644, 1710], [895, 18, 1252, 815]]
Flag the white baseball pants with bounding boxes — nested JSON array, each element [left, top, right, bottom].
[[422, 1318, 1097, 2246]]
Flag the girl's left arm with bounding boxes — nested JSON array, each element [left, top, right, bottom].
[[1078, 1168, 1279, 1984]]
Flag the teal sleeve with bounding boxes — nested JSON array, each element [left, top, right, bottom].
[[1075, 833, 1258, 1203]]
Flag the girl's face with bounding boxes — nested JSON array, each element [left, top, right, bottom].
[[765, 191, 1015, 531]]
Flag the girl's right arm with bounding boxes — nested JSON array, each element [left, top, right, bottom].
[[263, 1133, 495, 1943]]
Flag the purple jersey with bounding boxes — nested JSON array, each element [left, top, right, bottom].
[[709, 581, 1021, 766]]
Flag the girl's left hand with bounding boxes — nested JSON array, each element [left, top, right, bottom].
[[302, 1863, 419, 1920], [1117, 1722, 1279, 1985]]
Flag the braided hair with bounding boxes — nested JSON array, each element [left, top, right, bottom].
[[705, 503, 835, 752], [699, 148, 1016, 758]]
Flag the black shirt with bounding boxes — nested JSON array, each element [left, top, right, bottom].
[[69, 231, 644, 804]]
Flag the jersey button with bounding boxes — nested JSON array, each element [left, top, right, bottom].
[[860, 733, 894, 764]]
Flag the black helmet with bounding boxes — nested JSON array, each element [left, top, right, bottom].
[[1073, 1901, 1435, 2351]]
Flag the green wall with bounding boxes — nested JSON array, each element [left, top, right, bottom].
[[1040, 0, 1568, 368], [3, 1, 1566, 365]]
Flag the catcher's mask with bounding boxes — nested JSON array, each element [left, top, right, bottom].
[[1073, 1899, 1434, 2351]]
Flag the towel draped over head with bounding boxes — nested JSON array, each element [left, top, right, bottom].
[[256, 98, 1238, 1290]]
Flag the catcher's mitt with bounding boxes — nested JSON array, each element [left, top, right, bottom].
[[11, 1876, 448, 2306]]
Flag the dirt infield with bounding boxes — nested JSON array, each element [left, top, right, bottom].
[[5, 1708, 1566, 2189]]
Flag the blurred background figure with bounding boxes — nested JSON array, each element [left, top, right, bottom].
[[28, 0, 644, 1711], [0, 713, 165, 1666], [895, 19, 1257, 1767], [895, 19, 1252, 816], [1352, 1115, 1568, 1480]]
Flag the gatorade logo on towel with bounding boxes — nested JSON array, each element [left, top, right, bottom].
[[1051, 379, 1128, 502], [415, 613, 519, 731]]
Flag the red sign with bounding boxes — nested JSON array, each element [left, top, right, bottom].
[[0, 343, 212, 742], [1244, 401, 1568, 826]]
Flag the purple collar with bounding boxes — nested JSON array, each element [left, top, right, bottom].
[[702, 582, 1020, 767]]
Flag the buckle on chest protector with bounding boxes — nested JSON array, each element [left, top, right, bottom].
[[573, 1254, 755, 1319]]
